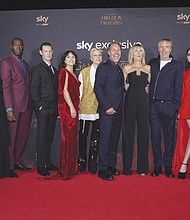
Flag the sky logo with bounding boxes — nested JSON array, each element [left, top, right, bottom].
[[36, 15, 49, 26], [177, 13, 190, 24]]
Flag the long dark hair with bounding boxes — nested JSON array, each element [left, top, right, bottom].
[[58, 50, 78, 72], [185, 48, 190, 71]]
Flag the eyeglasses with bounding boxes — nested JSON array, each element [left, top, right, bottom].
[[187, 54, 190, 56]]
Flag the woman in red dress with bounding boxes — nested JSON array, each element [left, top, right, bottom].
[[172, 48, 190, 179], [58, 51, 80, 180]]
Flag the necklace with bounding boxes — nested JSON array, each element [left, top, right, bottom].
[[133, 63, 142, 75]]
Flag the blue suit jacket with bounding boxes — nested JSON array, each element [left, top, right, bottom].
[[149, 57, 183, 111], [94, 59, 124, 113]]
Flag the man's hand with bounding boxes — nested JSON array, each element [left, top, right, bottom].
[[7, 111, 16, 122], [106, 107, 116, 115]]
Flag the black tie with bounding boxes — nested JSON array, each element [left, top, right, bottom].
[[50, 65, 55, 75]]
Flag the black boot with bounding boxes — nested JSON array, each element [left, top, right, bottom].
[[78, 157, 87, 172], [88, 121, 99, 174], [78, 120, 89, 172]]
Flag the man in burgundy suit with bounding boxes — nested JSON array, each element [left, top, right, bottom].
[[0, 37, 33, 178]]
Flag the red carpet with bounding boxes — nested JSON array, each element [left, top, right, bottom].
[[0, 170, 190, 220]]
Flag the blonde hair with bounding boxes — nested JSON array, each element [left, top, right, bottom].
[[90, 48, 102, 57], [128, 44, 146, 66], [158, 38, 173, 48]]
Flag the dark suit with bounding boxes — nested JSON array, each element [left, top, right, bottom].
[[149, 57, 183, 168], [30, 61, 58, 170], [0, 54, 32, 169], [94, 59, 124, 171]]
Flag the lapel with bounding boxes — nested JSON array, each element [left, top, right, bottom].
[[117, 65, 124, 82], [108, 60, 123, 83], [40, 61, 55, 78], [10, 54, 29, 80]]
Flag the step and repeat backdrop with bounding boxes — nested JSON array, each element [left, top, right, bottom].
[[0, 7, 190, 169]]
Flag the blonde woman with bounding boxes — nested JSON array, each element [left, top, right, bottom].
[[122, 44, 150, 176]]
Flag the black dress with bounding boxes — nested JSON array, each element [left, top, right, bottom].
[[123, 71, 149, 174], [0, 79, 10, 178]]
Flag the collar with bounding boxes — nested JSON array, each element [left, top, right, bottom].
[[42, 59, 51, 67], [11, 53, 23, 62], [108, 59, 119, 67]]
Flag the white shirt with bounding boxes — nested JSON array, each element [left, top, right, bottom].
[[160, 58, 172, 70], [78, 64, 99, 121]]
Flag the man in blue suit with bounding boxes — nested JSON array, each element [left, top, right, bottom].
[[94, 42, 124, 181], [149, 38, 183, 178]]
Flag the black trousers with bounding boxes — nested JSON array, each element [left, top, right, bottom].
[[123, 94, 149, 174], [78, 119, 99, 169], [149, 100, 176, 168], [35, 109, 57, 170]]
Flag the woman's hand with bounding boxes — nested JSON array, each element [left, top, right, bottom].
[[124, 83, 130, 90], [70, 107, 77, 118], [145, 84, 149, 94]]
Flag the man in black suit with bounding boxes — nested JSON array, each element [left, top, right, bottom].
[[30, 42, 58, 176], [94, 42, 124, 181]]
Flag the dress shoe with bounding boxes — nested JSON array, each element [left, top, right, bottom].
[[9, 169, 18, 178], [108, 167, 120, 176], [165, 167, 174, 178], [15, 164, 32, 171], [178, 163, 188, 179], [139, 172, 147, 176], [137, 170, 148, 176], [88, 167, 97, 174], [38, 168, 50, 176], [98, 170, 114, 181], [46, 164, 57, 171], [151, 167, 162, 177], [123, 170, 133, 176]]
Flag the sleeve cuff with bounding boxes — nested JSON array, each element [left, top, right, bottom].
[[6, 108, 13, 112]]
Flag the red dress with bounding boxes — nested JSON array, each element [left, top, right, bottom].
[[58, 68, 80, 180], [172, 69, 190, 172]]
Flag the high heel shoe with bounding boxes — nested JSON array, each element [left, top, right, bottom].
[[178, 163, 188, 179]]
